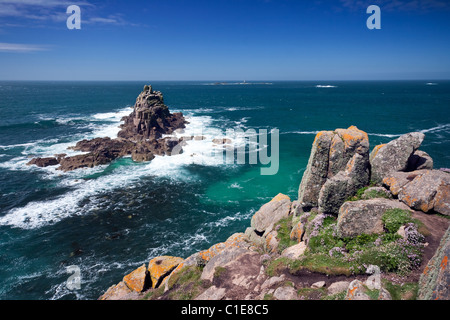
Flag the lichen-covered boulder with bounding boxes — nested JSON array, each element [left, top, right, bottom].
[[370, 132, 425, 184], [398, 169, 450, 215], [198, 233, 250, 263], [298, 126, 369, 210], [281, 241, 307, 259], [406, 150, 433, 171], [147, 256, 184, 288], [418, 226, 450, 300], [382, 170, 426, 196], [99, 281, 140, 300], [123, 264, 149, 292], [250, 193, 291, 235], [337, 199, 412, 238]]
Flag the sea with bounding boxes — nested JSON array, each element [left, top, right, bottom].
[[0, 80, 448, 300]]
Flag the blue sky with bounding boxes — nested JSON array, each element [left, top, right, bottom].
[[0, 0, 449, 80]]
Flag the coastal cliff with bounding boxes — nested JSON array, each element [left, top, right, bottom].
[[27, 85, 187, 171], [99, 124, 450, 301]]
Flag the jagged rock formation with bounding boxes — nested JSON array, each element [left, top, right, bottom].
[[27, 85, 187, 171], [99, 126, 449, 301], [298, 126, 370, 213]]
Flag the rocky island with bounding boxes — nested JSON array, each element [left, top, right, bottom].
[[27, 85, 187, 171], [99, 125, 450, 301]]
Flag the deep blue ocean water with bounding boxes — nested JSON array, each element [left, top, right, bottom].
[[0, 81, 448, 299]]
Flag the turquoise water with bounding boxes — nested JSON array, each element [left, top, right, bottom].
[[0, 81, 449, 299]]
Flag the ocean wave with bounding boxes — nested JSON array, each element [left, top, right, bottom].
[[0, 112, 245, 229], [315, 85, 337, 88], [280, 130, 320, 135], [426, 82, 437, 86]]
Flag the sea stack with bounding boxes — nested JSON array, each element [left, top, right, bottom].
[[27, 85, 187, 171]]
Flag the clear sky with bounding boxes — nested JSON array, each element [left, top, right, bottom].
[[0, 0, 449, 80]]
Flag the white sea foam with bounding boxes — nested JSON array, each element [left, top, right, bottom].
[[315, 85, 337, 88], [0, 112, 243, 229]]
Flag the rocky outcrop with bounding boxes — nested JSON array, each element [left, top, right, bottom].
[[406, 150, 433, 171], [384, 169, 450, 216], [118, 85, 186, 141], [337, 198, 412, 238], [298, 126, 370, 212], [418, 225, 450, 300], [249, 193, 291, 238], [99, 126, 449, 301], [27, 85, 187, 171], [370, 132, 425, 184]]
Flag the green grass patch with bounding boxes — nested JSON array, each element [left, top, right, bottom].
[[382, 208, 415, 233], [164, 266, 210, 300], [383, 280, 419, 300], [275, 217, 297, 253]]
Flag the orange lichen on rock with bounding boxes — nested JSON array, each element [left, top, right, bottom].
[[440, 256, 448, 271], [147, 256, 183, 288], [270, 193, 290, 202], [123, 264, 148, 292], [337, 126, 369, 149], [370, 144, 386, 162], [313, 131, 328, 144], [290, 221, 304, 243], [198, 233, 249, 263]]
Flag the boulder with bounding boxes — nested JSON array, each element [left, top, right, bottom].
[[123, 264, 150, 292], [273, 286, 297, 300], [383, 170, 426, 196], [418, 226, 450, 300], [345, 280, 371, 300], [250, 193, 291, 235], [406, 150, 433, 171], [337, 199, 412, 238], [99, 281, 140, 300], [198, 233, 250, 264], [147, 256, 184, 289], [370, 132, 425, 184], [398, 169, 450, 215], [311, 281, 326, 289], [281, 241, 307, 259], [201, 247, 252, 282], [327, 281, 350, 295], [299, 126, 370, 210]]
